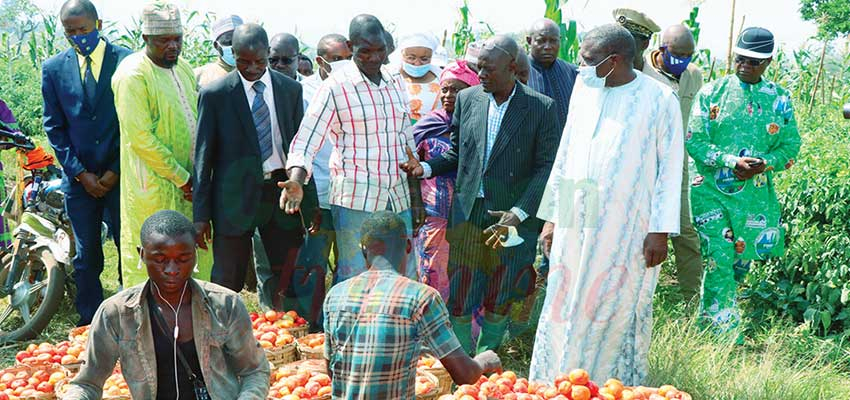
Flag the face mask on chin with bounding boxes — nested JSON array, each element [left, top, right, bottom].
[[578, 54, 614, 89]]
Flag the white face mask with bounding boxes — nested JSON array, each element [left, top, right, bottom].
[[578, 54, 615, 89], [319, 57, 351, 76]]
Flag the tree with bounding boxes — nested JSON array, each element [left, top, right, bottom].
[[799, 0, 850, 39], [0, 0, 41, 44], [799, 0, 850, 112]]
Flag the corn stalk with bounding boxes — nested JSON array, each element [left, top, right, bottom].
[[451, 0, 474, 58], [543, 0, 579, 63]]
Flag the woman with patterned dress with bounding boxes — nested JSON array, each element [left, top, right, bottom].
[[398, 33, 443, 123], [411, 61, 479, 301]]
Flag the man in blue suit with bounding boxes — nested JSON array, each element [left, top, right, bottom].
[[42, 0, 131, 326]]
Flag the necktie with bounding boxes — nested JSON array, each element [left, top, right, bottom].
[[83, 56, 97, 107], [252, 81, 273, 161]]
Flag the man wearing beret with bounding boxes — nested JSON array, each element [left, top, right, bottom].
[[687, 27, 800, 340], [615, 8, 705, 304]]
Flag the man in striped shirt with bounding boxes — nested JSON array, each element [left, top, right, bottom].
[[279, 14, 424, 283]]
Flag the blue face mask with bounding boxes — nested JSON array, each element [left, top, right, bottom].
[[402, 61, 431, 78], [662, 48, 692, 77], [69, 29, 100, 57], [219, 45, 235, 67]]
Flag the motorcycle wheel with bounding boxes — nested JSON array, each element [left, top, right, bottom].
[[0, 249, 66, 343]]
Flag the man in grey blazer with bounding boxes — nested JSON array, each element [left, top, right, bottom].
[[403, 35, 559, 354]]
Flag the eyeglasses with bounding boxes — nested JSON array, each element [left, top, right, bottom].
[[481, 42, 515, 61], [734, 55, 769, 67], [269, 56, 296, 65]]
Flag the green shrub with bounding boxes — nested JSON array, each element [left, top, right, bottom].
[[0, 55, 45, 137], [743, 105, 850, 335]]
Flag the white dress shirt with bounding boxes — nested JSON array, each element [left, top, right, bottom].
[[240, 69, 286, 175]]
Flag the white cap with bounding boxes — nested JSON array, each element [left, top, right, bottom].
[[211, 15, 243, 42]]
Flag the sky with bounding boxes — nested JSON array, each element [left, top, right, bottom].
[[31, 0, 819, 59]]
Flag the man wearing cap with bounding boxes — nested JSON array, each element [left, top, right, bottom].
[[113, 1, 212, 287], [613, 8, 660, 72], [42, 0, 131, 326], [688, 27, 800, 339], [616, 9, 705, 303], [194, 14, 242, 88]]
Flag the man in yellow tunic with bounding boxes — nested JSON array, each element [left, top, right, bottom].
[[112, 1, 211, 286]]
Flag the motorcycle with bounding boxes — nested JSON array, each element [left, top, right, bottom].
[[0, 126, 74, 343]]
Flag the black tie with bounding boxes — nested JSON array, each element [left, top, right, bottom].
[[83, 56, 97, 107]]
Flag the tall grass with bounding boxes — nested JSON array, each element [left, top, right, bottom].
[[649, 300, 850, 399]]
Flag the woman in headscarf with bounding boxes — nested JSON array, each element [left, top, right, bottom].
[[398, 33, 443, 123], [411, 61, 479, 301]]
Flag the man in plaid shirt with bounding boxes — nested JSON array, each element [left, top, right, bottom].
[[323, 211, 502, 399], [279, 14, 425, 283]]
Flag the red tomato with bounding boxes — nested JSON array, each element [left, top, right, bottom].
[[9, 379, 27, 390], [36, 382, 53, 393]]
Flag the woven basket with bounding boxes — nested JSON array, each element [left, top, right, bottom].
[[422, 366, 452, 395], [283, 359, 328, 375], [287, 324, 309, 338], [265, 343, 298, 368], [61, 360, 84, 376], [296, 343, 324, 360], [296, 334, 325, 360], [415, 370, 441, 400]]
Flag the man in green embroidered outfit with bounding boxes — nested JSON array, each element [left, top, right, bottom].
[[113, 1, 212, 286], [687, 27, 800, 337]]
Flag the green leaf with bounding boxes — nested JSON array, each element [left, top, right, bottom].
[[821, 310, 832, 332]]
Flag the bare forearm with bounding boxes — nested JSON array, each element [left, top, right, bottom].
[[407, 174, 423, 207]]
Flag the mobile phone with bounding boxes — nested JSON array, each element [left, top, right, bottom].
[[747, 159, 764, 168]]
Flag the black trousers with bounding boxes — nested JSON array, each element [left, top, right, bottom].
[[210, 177, 304, 303]]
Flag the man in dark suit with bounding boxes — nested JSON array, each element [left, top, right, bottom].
[[194, 23, 317, 307], [403, 35, 559, 354], [42, 0, 131, 326]]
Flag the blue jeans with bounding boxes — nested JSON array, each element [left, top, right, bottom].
[[281, 208, 336, 328], [331, 205, 417, 283]]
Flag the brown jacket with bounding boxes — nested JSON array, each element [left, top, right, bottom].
[[62, 279, 269, 400]]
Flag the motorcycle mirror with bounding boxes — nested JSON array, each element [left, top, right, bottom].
[[844, 102, 850, 120]]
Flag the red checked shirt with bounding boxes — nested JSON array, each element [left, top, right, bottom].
[[287, 61, 416, 212]]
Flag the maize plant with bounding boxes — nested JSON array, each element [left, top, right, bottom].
[[543, 0, 578, 63]]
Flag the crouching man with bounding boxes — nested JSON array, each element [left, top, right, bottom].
[[63, 210, 270, 399]]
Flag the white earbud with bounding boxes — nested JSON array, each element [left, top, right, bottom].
[[151, 280, 189, 400]]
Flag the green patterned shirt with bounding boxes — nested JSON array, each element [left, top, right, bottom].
[[687, 75, 801, 260]]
